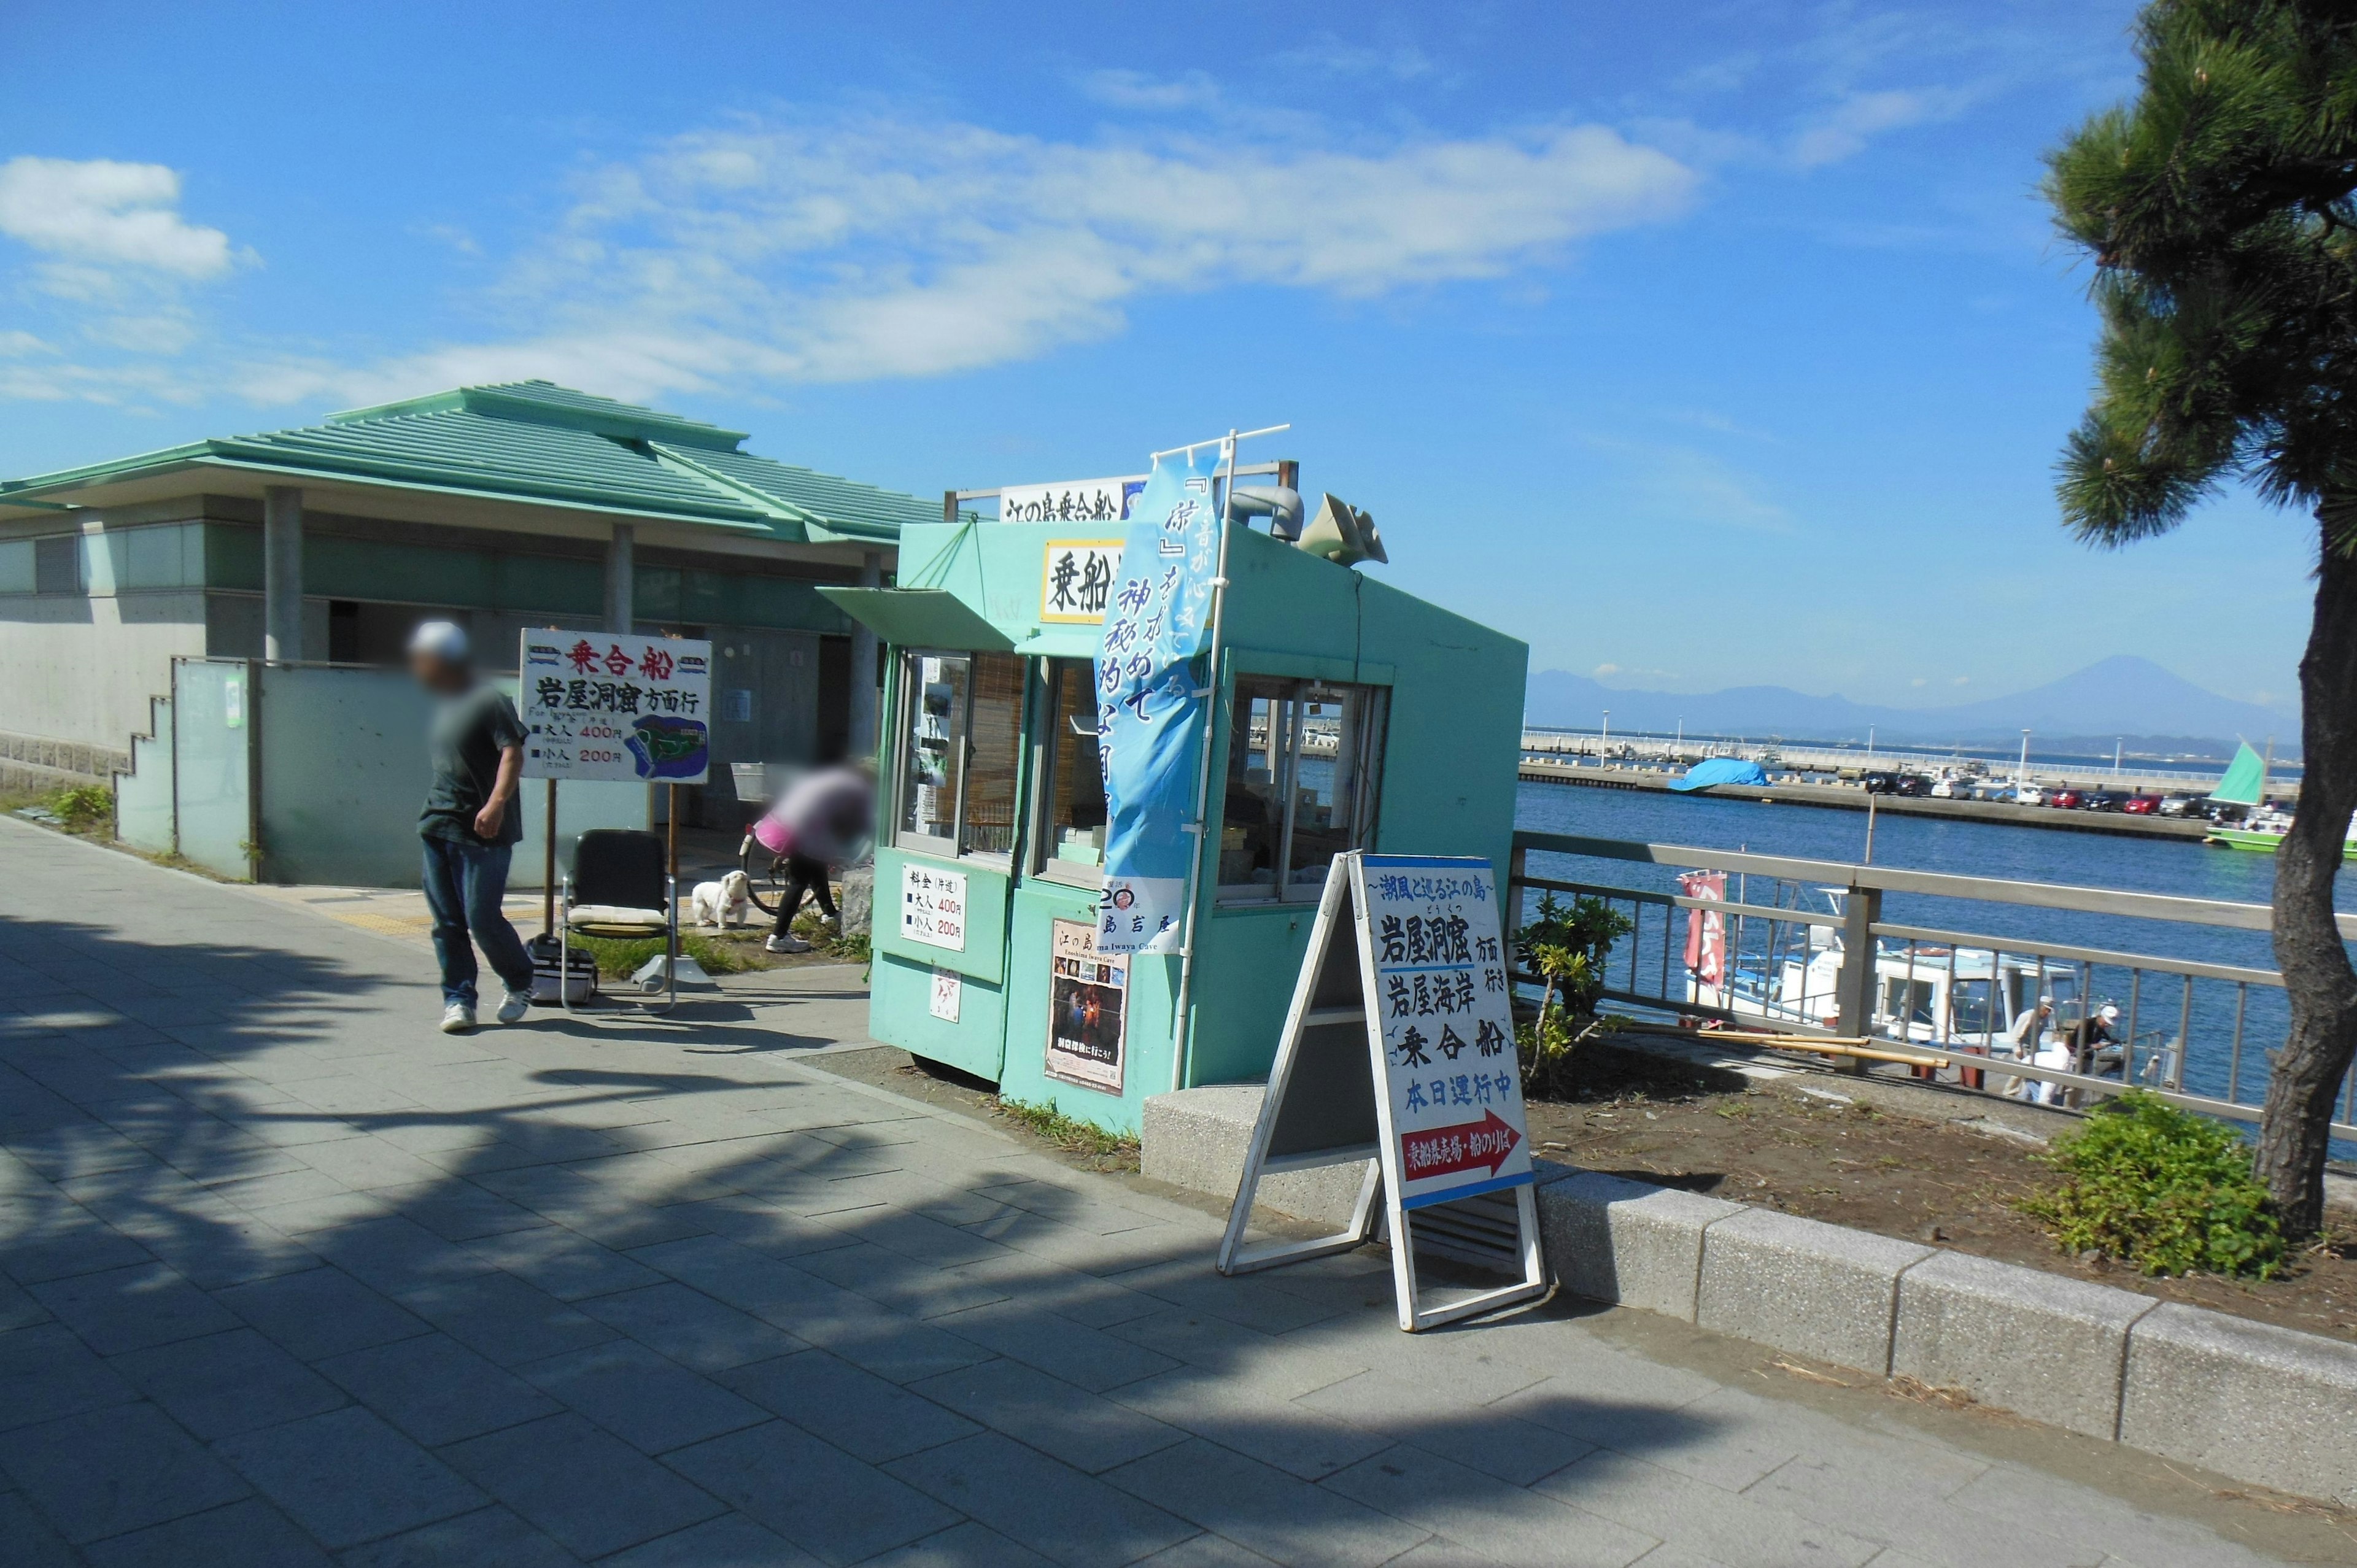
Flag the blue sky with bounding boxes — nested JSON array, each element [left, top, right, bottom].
[[0, 1, 2314, 712]]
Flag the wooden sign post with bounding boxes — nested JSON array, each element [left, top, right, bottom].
[[1218, 851, 1547, 1331]]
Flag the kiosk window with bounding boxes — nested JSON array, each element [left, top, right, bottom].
[[1218, 677, 1386, 902], [1035, 658, 1107, 874], [896, 650, 1024, 858]]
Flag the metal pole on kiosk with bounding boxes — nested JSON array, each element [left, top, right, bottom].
[[1166, 423, 1287, 1092], [541, 778, 557, 937]]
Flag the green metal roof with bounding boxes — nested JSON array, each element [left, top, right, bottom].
[[0, 380, 931, 544]]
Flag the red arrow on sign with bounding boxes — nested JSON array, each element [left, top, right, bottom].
[[1399, 1110, 1522, 1181]]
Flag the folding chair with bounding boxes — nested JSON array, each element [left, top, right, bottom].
[[560, 828, 678, 1014]]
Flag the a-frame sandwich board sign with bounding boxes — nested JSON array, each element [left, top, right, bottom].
[[1217, 851, 1548, 1331]]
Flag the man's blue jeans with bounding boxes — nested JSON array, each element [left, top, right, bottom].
[[420, 836, 535, 1008]]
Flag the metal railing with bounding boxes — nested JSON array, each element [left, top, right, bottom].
[[1504, 830, 2357, 1143]]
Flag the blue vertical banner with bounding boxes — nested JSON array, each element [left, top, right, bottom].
[[1094, 444, 1228, 954]]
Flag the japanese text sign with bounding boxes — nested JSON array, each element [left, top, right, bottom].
[[1358, 854, 1533, 1210], [519, 629, 711, 784], [1041, 539, 1123, 625], [1094, 444, 1226, 955], [900, 862, 967, 951], [999, 476, 1144, 523]]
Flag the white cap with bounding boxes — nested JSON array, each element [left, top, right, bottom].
[[406, 620, 468, 662], [2037, 994, 2055, 1006], [2099, 1004, 2121, 1022]]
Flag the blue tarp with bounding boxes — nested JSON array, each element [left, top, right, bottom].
[[1670, 757, 1770, 793]]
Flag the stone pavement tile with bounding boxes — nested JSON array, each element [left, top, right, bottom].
[[967, 1209, 1201, 1278], [1279, 1312, 1552, 1408], [29, 1260, 239, 1354], [1109, 1369, 1391, 1481], [0, 1321, 139, 1429], [834, 1206, 1012, 1270], [886, 1431, 1195, 1568], [112, 1326, 347, 1439], [929, 1300, 1181, 1393], [1132, 1534, 1282, 1568], [1325, 1446, 1660, 1568], [545, 1200, 721, 1252], [1484, 1335, 1724, 1420], [0, 1489, 78, 1568], [1533, 1449, 1878, 1568], [522, 1339, 769, 1455], [680, 1194, 891, 1261], [127, 1208, 319, 1290], [394, 1269, 617, 1367], [1105, 1311, 1369, 1402], [215, 1264, 432, 1362], [210, 1164, 356, 1215], [306, 1215, 499, 1294], [338, 1504, 586, 1568], [462, 1228, 666, 1302], [0, 1210, 156, 1284], [216, 1405, 486, 1551], [602, 1512, 824, 1567], [2, 1126, 157, 1181], [575, 1281, 803, 1372], [0, 1403, 250, 1545], [910, 1358, 1185, 1475], [1744, 1455, 2100, 1568], [1102, 1438, 1428, 1568], [246, 1185, 436, 1237], [0, 1273, 44, 1332], [722, 1348, 980, 1463], [789, 1239, 1017, 1320], [444, 1411, 727, 1559], [667, 1418, 962, 1566], [627, 1234, 852, 1320], [971, 1178, 1169, 1236], [1506, 1383, 1808, 1495], [1941, 1464, 2286, 1568], [858, 1520, 1059, 1568], [1103, 1259, 1352, 1337], [315, 1334, 562, 1447], [1294, 1370, 1595, 1486], [950, 1250, 1166, 1330], [81, 1496, 333, 1568]]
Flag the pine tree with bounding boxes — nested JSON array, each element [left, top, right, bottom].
[[2047, 0, 2357, 1234]]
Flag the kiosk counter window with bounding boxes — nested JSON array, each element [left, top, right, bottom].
[[897, 649, 1023, 858], [1220, 676, 1387, 902], [1034, 657, 1107, 880]]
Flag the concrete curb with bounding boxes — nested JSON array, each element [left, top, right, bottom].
[[1142, 1084, 2357, 1508]]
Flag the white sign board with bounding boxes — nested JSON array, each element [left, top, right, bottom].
[[1363, 855, 1532, 1209], [899, 862, 967, 951], [998, 476, 1144, 524], [929, 966, 962, 1023], [1216, 851, 1545, 1332], [1040, 539, 1123, 625], [520, 629, 712, 784]]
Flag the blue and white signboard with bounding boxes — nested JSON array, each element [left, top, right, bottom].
[[1093, 444, 1227, 954]]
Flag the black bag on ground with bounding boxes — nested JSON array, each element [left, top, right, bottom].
[[528, 932, 598, 1005]]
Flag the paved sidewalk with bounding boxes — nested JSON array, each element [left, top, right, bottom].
[[0, 821, 2331, 1567]]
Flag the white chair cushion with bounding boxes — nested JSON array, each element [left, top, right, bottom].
[[567, 905, 670, 929]]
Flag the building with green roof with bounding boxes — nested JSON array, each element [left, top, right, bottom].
[[0, 381, 933, 813]]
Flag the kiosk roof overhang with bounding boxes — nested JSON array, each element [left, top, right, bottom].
[[818, 586, 1015, 651], [0, 380, 933, 548]]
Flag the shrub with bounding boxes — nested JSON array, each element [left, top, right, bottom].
[[1513, 892, 1633, 1099], [2018, 1091, 2286, 1279], [50, 784, 112, 831]]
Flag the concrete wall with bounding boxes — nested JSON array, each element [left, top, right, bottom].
[[0, 589, 208, 752]]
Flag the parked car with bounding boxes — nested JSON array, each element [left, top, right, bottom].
[[1894, 774, 1934, 797], [2011, 783, 2046, 806], [2122, 794, 2163, 815], [2156, 794, 2201, 816], [2083, 790, 2124, 812], [1929, 776, 1961, 798], [1862, 771, 1900, 794], [2048, 787, 2085, 809]]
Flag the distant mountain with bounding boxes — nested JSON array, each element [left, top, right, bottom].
[[1525, 656, 2294, 755]]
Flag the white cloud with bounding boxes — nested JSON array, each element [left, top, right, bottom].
[[1789, 87, 1975, 169], [1594, 662, 1620, 677], [0, 157, 236, 279], [246, 112, 1698, 404]]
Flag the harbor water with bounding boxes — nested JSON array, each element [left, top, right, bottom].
[[1515, 778, 2357, 1149]]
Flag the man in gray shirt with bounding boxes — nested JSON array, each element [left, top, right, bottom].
[[409, 621, 535, 1033]]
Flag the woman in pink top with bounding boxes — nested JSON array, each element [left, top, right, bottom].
[[754, 763, 875, 952]]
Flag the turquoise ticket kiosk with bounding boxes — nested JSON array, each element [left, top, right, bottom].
[[822, 499, 1527, 1135]]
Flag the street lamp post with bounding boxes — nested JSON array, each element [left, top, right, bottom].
[[2019, 729, 2032, 791]]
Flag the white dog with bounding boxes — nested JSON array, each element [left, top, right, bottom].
[[690, 870, 754, 929]]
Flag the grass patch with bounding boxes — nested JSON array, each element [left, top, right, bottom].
[[4, 782, 114, 836], [2019, 1091, 2287, 1279], [565, 931, 762, 980], [994, 1096, 1140, 1163], [791, 908, 872, 965]]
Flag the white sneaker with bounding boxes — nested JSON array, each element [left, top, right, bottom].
[[496, 989, 532, 1024], [439, 1003, 476, 1033], [765, 933, 812, 954]]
